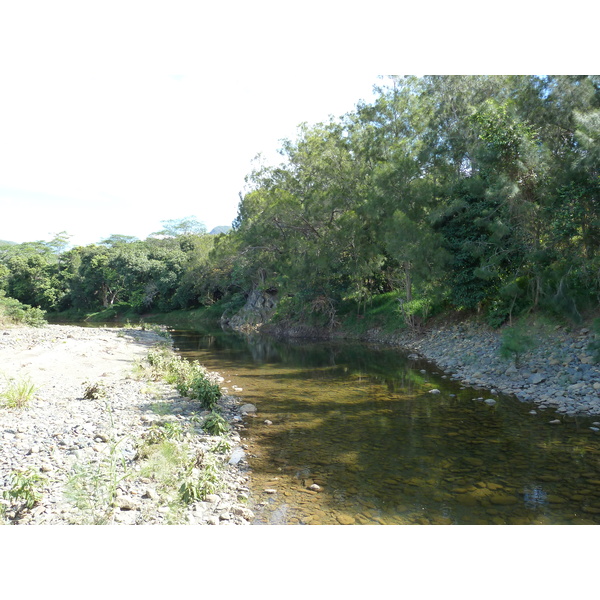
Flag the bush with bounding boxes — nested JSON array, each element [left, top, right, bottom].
[[144, 346, 222, 410], [0, 293, 47, 327], [190, 376, 222, 411], [3, 468, 45, 513], [499, 324, 536, 367], [202, 411, 229, 436]]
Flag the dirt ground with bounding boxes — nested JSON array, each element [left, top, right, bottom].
[[0, 324, 165, 396]]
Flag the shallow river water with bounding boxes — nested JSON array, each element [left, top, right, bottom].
[[170, 327, 600, 525]]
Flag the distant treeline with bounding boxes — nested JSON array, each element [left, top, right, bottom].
[[1, 76, 599, 328]]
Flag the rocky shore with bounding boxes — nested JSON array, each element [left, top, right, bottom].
[[0, 324, 253, 525], [263, 319, 600, 417], [363, 322, 600, 417]]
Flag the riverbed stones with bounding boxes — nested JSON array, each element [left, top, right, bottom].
[[337, 514, 356, 525], [398, 322, 600, 417], [0, 325, 254, 526], [488, 493, 519, 506]]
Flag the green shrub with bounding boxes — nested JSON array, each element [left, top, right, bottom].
[[178, 455, 221, 504], [203, 411, 229, 436], [499, 324, 536, 367], [3, 468, 45, 511], [0, 293, 47, 327], [143, 346, 222, 410], [190, 376, 222, 411]]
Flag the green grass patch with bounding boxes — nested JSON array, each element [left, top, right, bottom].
[[1, 376, 38, 408]]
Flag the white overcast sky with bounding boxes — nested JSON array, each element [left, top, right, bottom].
[[0, 1, 595, 247]]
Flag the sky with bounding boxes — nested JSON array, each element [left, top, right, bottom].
[[0, 3, 595, 248], [0, 3, 389, 247]]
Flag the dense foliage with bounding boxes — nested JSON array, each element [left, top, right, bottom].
[[1, 76, 599, 328]]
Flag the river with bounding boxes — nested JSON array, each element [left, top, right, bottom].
[[163, 325, 600, 525]]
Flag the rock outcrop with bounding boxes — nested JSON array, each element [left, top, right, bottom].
[[222, 289, 277, 332]]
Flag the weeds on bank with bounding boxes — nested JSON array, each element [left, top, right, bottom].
[[1, 376, 37, 408], [64, 404, 131, 524], [2, 468, 46, 521], [83, 380, 107, 400], [65, 445, 131, 524], [202, 412, 229, 436], [136, 421, 189, 454], [141, 344, 223, 411], [69, 342, 232, 523]]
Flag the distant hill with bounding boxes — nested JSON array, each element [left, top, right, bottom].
[[0, 240, 17, 246], [209, 226, 232, 235]]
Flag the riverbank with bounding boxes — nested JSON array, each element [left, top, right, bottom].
[[262, 318, 600, 418], [0, 324, 253, 525]]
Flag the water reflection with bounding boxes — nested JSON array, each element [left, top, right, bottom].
[[171, 327, 600, 525]]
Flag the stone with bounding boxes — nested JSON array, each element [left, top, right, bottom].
[[428, 389, 441, 394], [464, 457, 484, 467], [240, 403, 257, 414], [488, 494, 519, 506], [114, 495, 142, 511], [228, 446, 246, 465], [232, 506, 255, 520], [264, 489, 277, 494], [528, 373, 546, 384], [484, 399, 496, 406], [143, 487, 159, 501], [337, 514, 356, 525], [547, 495, 567, 504], [456, 494, 478, 507]]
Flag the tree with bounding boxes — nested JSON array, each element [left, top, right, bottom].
[[152, 216, 206, 238]]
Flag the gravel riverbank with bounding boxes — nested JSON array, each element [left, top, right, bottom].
[[0, 324, 253, 525], [367, 322, 600, 418], [264, 319, 600, 417]]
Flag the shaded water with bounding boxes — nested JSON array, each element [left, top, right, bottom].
[[171, 327, 600, 525]]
